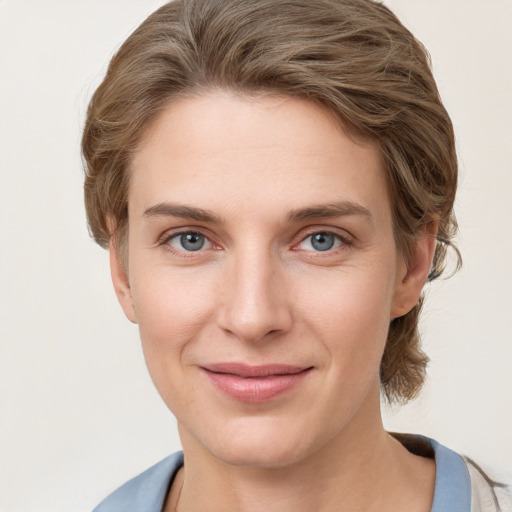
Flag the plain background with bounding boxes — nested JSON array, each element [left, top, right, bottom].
[[0, 1, 511, 511]]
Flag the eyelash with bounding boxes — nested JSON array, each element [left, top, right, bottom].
[[159, 228, 352, 257], [294, 230, 350, 254], [159, 230, 218, 258]]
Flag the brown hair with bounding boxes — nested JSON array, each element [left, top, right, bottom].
[[82, 0, 460, 404]]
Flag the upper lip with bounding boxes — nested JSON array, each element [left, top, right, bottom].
[[201, 363, 312, 378]]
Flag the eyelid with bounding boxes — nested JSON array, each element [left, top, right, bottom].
[[158, 227, 221, 255], [292, 227, 354, 253], [156, 225, 353, 255], [169, 232, 212, 251], [158, 225, 214, 244], [297, 226, 353, 243]]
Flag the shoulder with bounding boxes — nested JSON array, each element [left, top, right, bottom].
[[431, 439, 510, 512], [92, 451, 184, 512], [393, 433, 510, 512], [463, 457, 511, 512], [428, 437, 510, 512]]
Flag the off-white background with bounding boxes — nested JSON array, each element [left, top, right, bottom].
[[0, 1, 511, 511]]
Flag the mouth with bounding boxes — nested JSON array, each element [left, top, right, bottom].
[[200, 363, 313, 403]]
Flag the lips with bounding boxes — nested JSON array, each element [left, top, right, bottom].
[[201, 363, 313, 403]]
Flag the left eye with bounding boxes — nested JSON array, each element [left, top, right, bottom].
[[298, 232, 343, 252], [168, 232, 212, 252]]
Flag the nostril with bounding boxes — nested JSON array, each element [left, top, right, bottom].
[[215, 269, 293, 342]]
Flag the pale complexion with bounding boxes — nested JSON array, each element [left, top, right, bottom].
[[111, 92, 436, 512]]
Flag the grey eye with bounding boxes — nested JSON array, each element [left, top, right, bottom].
[[298, 232, 343, 252], [180, 233, 205, 251], [169, 232, 207, 251], [310, 233, 336, 251]]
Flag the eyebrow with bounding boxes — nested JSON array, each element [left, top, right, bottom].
[[143, 200, 372, 224], [143, 202, 224, 224], [285, 201, 372, 223]]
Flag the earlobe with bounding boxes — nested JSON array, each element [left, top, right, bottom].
[[391, 220, 438, 319], [109, 241, 138, 324]]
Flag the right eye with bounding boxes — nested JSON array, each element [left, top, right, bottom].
[[167, 232, 213, 252], [297, 231, 343, 252]]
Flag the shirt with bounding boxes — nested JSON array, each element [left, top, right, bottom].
[[92, 436, 509, 512]]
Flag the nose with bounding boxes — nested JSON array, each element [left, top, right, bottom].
[[216, 248, 293, 343]]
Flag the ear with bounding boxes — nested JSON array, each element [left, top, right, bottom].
[[391, 220, 438, 319], [109, 240, 138, 324]]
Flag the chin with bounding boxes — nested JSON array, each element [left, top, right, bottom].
[[211, 440, 307, 469], [199, 415, 320, 469]]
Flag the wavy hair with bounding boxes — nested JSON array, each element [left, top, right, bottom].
[[82, 0, 460, 403]]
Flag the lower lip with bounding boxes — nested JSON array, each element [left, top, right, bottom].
[[203, 369, 311, 403]]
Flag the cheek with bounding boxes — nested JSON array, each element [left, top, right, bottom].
[[299, 265, 396, 371], [129, 266, 217, 397], [131, 260, 217, 330]]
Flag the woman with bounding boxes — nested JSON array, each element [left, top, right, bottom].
[[82, 1, 508, 510]]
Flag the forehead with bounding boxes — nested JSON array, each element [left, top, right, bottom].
[[129, 92, 389, 224]]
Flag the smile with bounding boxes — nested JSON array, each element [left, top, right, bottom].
[[201, 363, 313, 403]]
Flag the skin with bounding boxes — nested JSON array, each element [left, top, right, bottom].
[[111, 92, 436, 512]]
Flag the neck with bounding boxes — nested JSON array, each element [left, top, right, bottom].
[[170, 389, 435, 512]]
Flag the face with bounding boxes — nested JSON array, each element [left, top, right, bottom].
[[112, 92, 431, 468]]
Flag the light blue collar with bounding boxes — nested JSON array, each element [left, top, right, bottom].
[[428, 437, 472, 512], [93, 436, 472, 512]]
